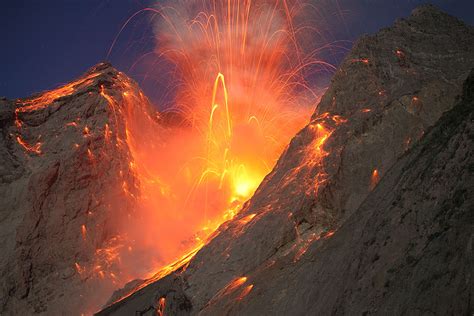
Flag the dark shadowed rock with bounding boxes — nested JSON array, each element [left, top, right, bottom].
[[97, 5, 474, 315]]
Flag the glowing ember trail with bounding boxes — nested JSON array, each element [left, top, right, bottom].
[[156, 297, 166, 316], [371, 169, 380, 189], [237, 284, 254, 301], [15, 136, 42, 155]]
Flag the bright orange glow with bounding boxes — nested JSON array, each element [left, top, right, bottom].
[[238, 213, 256, 225], [371, 169, 379, 189], [228, 277, 247, 289], [104, 124, 112, 141], [16, 136, 42, 155], [351, 58, 369, 64], [87, 148, 94, 161], [156, 297, 166, 316], [395, 49, 405, 58], [324, 230, 335, 238], [83, 126, 91, 137], [219, 277, 248, 297], [75, 262, 85, 275], [16, 72, 101, 113], [104, 245, 202, 306], [237, 284, 254, 301], [81, 225, 87, 240]]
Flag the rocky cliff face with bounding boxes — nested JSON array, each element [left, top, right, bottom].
[[97, 5, 474, 315], [192, 68, 474, 316], [0, 63, 151, 315]]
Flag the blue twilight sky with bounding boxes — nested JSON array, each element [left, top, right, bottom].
[[1, 0, 473, 105]]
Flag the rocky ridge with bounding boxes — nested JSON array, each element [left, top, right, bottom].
[[0, 63, 149, 315]]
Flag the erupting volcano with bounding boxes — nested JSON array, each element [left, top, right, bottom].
[[116, 0, 322, 274], [1, 1, 473, 316], [98, 0, 330, 301]]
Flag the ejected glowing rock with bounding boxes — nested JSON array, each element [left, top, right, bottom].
[[97, 5, 474, 315]]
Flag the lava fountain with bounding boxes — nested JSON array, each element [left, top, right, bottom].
[[98, 0, 334, 307]]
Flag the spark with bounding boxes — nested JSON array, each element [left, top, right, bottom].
[[156, 297, 166, 316], [351, 58, 369, 64], [81, 225, 87, 240], [104, 124, 112, 141], [237, 284, 254, 301], [66, 122, 78, 128], [395, 49, 405, 58], [16, 136, 42, 154], [238, 213, 256, 225], [371, 169, 379, 189]]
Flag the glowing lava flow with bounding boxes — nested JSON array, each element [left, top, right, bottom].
[[16, 72, 101, 113], [15, 136, 42, 155], [13, 72, 103, 156]]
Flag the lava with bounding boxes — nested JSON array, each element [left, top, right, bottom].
[[351, 58, 370, 64], [237, 284, 254, 301], [371, 169, 380, 189], [81, 225, 87, 240], [16, 72, 101, 113], [15, 136, 42, 155], [223, 277, 248, 295], [156, 297, 166, 316]]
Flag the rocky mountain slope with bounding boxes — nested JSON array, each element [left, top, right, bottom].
[[194, 67, 474, 316], [0, 64, 151, 315], [97, 5, 474, 315]]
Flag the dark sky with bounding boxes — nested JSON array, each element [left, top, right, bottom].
[[1, 0, 473, 103]]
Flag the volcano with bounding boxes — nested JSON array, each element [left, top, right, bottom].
[[0, 4, 473, 316]]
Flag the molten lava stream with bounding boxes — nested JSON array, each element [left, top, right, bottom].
[[99, 0, 334, 307]]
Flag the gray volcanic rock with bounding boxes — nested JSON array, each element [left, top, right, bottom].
[[0, 63, 149, 315], [97, 5, 474, 316]]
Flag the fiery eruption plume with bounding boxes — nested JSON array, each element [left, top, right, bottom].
[[13, 0, 335, 311]]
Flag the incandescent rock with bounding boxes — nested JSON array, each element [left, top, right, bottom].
[[97, 5, 474, 315]]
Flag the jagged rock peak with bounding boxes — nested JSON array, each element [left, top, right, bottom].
[[411, 4, 453, 17], [87, 62, 115, 74], [0, 61, 148, 315]]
